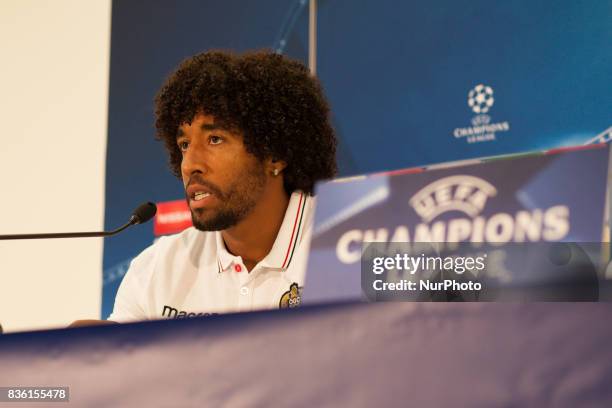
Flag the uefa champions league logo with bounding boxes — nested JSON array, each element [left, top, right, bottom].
[[409, 175, 497, 222], [468, 84, 494, 114], [452, 83, 510, 144]]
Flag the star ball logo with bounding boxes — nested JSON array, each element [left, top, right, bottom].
[[468, 84, 494, 114], [452, 83, 510, 144]]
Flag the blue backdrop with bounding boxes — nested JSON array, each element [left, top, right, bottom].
[[102, 0, 612, 317]]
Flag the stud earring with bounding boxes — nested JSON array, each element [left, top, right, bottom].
[[273, 168, 279, 176]]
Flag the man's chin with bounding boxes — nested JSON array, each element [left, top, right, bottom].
[[191, 212, 239, 232]]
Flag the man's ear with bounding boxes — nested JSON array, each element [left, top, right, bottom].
[[266, 158, 287, 176]]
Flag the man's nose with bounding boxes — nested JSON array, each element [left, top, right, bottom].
[[181, 145, 208, 177]]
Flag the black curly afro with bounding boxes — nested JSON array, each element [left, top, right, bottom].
[[154, 50, 337, 195]]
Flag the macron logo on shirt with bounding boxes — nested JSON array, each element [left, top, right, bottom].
[[162, 305, 217, 319]]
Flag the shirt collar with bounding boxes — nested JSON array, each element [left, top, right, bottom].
[[215, 231, 237, 272], [215, 190, 308, 273]]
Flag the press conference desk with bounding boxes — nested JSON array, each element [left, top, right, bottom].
[[1, 302, 611, 407]]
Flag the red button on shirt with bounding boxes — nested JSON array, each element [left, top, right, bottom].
[[234, 264, 242, 272]]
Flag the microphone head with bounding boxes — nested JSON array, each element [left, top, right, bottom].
[[131, 202, 157, 225]]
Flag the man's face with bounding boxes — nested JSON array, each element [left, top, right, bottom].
[[177, 113, 267, 231]]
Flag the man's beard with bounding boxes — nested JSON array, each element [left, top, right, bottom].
[[189, 162, 267, 231]]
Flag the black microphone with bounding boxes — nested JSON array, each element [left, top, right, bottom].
[[0, 202, 157, 240]]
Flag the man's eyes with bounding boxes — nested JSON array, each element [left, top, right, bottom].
[[209, 135, 223, 145], [178, 140, 189, 152], [177, 136, 223, 152]]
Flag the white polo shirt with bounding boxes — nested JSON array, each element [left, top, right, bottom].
[[109, 191, 314, 322]]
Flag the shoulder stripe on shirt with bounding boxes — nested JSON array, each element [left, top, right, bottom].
[[281, 192, 304, 269], [285, 195, 307, 268]]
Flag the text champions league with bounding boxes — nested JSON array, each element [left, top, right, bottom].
[[335, 175, 570, 265]]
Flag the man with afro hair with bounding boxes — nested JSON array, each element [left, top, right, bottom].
[[108, 50, 337, 321]]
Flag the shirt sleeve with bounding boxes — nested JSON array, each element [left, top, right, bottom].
[[107, 242, 159, 323]]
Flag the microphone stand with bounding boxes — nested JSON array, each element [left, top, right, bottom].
[[0, 221, 134, 240], [0, 202, 156, 240]]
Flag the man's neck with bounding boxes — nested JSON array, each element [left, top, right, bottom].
[[221, 188, 290, 271]]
